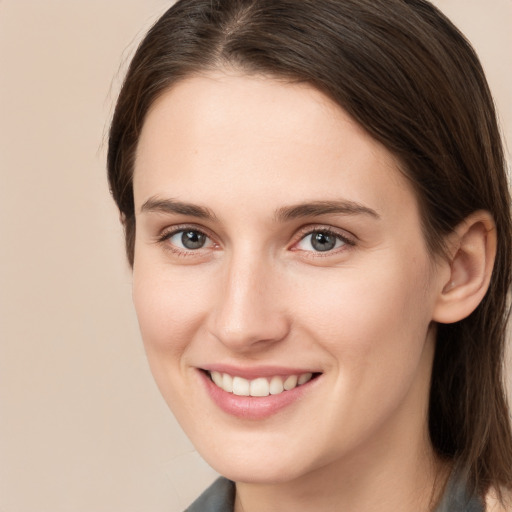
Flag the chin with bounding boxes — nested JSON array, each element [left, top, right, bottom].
[[210, 458, 306, 485], [191, 433, 323, 485]]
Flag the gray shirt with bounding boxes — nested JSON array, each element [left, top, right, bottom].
[[185, 473, 484, 512]]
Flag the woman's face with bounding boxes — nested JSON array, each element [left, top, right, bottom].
[[132, 72, 447, 484]]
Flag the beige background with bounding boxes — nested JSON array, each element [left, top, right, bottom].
[[0, 1, 510, 511]]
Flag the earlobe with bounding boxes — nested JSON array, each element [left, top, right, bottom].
[[433, 210, 496, 324]]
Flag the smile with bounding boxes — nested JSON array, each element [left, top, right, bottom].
[[208, 371, 315, 397], [200, 368, 322, 419]]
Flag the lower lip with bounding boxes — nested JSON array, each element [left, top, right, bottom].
[[199, 371, 319, 420]]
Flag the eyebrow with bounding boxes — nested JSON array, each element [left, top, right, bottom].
[[140, 197, 379, 222], [274, 200, 380, 222], [140, 197, 217, 220]]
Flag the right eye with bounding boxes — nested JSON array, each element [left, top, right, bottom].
[[159, 228, 215, 253], [171, 229, 208, 250]]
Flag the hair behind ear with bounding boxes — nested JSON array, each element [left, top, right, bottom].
[[429, 210, 511, 498]]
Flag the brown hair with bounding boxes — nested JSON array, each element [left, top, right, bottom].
[[107, 0, 512, 498]]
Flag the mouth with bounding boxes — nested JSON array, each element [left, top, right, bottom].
[[198, 366, 323, 419], [207, 370, 319, 397]]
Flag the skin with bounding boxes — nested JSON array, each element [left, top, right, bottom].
[[132, 72, 460, 512]]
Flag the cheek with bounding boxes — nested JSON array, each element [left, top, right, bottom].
[[132, 260, 212, 362], [293, 252, 433, 374], [131, 262, 216, 422], [287, 256, 435, 447]]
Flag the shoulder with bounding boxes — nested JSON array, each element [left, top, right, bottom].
[[185, 477, 235, 512]]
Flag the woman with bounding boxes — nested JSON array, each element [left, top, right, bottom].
[[107, 0, 512, 510]]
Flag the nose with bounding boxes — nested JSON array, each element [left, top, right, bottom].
[[208, 251, 290, 352]]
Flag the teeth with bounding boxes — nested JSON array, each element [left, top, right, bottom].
[[211, 371, 223, 387], [209, 371, 314, 396], [283, 374, 298, 390], [298, 372, 313, 385], [250, 377, 270, 397], [232, 376, 250, 396], [269, 375, 284, 395], [222, 373, 233, 393]]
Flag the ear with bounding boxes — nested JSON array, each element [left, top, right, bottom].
[[432, 210, 496, 324]]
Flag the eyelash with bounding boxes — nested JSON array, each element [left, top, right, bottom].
[[156, 225, 217, 257], [293, 226, 355, 255], [155, 224, 356, 257]]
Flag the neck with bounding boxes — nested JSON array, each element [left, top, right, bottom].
[[234, 433, 450, 512]]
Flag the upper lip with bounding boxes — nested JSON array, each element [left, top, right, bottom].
[[199, 364, 321, 380]]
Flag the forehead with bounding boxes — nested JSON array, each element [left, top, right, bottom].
[[137, 71, 385, 166], [133, 72, 414, 221]]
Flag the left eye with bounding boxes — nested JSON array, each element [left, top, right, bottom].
[[296, 231, 346, 252], [167, 229, 211, 250]]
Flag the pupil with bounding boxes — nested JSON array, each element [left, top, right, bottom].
[[311, 232, 336, 252], [181, 230, 206, 249]]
